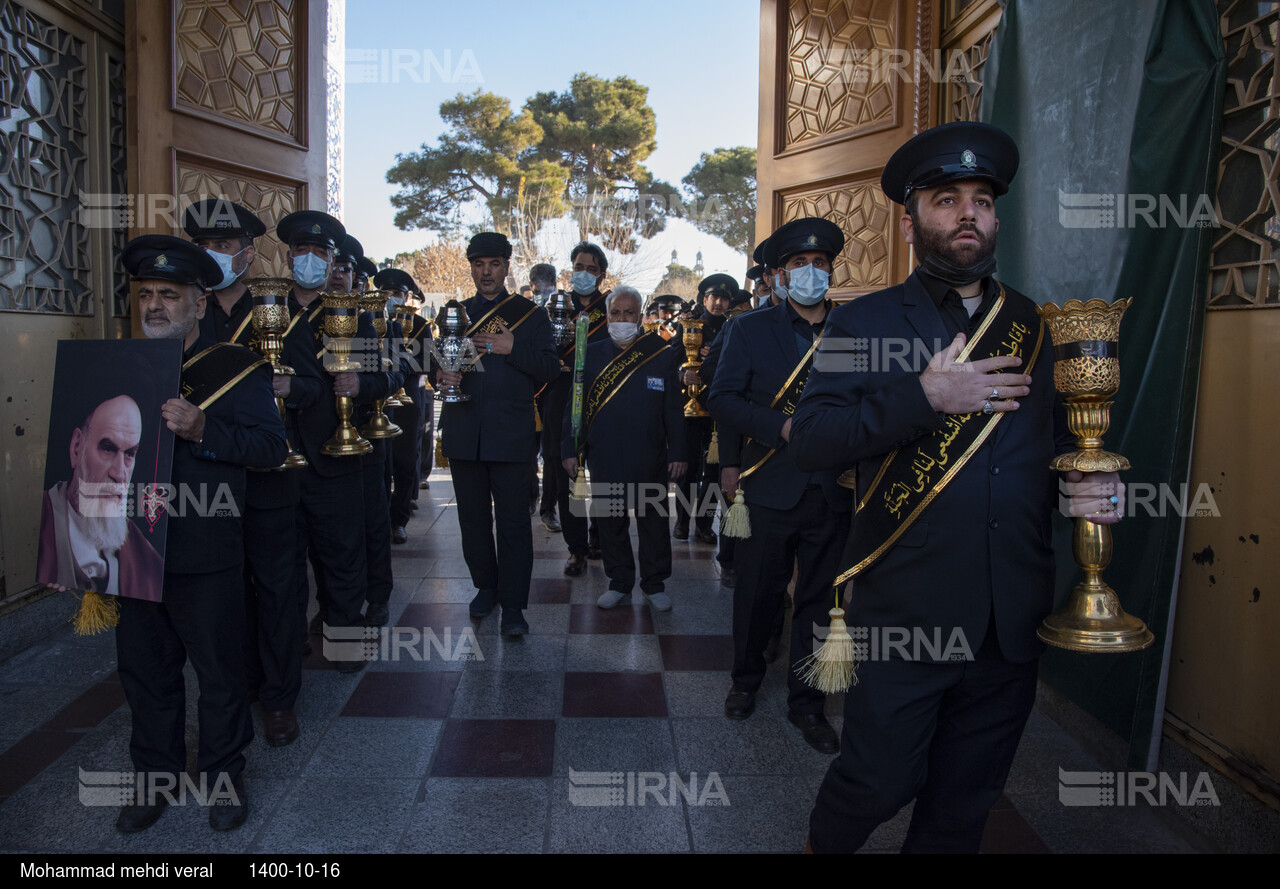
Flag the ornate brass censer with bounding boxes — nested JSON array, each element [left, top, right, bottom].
[[357, 290, 402, 439], [247, 277, 307, 469], [1036, 297, 1152, 652]]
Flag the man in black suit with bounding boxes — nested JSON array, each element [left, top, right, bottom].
[[708, 219, 852, 754], [550, 243, 612, 576], [275, 211, 385, 671], [184, 200, 318, 747], [115, 235, 287, 833], [673, 276, 733, 544], [561, 286, 686, 611], [792, 122, 1124, 852], [381, 268, 429, 545], [435, 232, 559, 635]]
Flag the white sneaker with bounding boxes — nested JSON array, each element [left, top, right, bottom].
[[597, 589, 629, 609], [643, 591, 672, 612]]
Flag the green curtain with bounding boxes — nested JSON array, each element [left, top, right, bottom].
[[982, 0, 1225, 767]]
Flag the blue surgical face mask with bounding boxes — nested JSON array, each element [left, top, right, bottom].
[[571, 270, 599, 295], [291, 253, 329, 290], [784, 264, 830, 306], [205, 247, 245, 291]]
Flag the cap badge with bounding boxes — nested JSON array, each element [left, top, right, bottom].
[[311, 224, 321, 233], [154, 254, 168, 268], [806, 234, 818, 246], [960, 149, 977, 169]]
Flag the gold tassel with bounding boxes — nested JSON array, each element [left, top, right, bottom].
[[534, 407, 543, 433], [434, 436, 449, 468], [797, 607, 857, 693], [706, 427, 719, 463], [722, 488, 751, 539], [571, 467, 590, 501], [72, 589, 120, 636]]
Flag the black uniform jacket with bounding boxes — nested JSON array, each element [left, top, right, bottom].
[[788, 271, 1073, 663], [708, 302, 850, 514], [439, 290, 560, 463], [562, 336, 687, 485], [166, 334, 288, 575]]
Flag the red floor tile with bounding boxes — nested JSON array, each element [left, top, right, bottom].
[[562, 672, 667, 718], [430, 719, 556, 778], [659, 634, 736, 671], [568, 604, 655, 635], [341, 671, 462, 718]]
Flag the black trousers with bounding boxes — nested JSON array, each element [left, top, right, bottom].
[[674, 418, 716, 532], [363, 440, 394, 608], [392, 387, 424, 526], [809, 628, 1039, 853], [242, 502, 301, 711], [116, 567, 252, 781], [595, 490, 673, 595], [296, 466, 366, 631], [449, 458, 533, 610], [544, 386, 593, 556], [416, 395, 435, 492], [731, 488, 849, 715]]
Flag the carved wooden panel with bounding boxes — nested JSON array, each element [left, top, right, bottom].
[[1209, 0, 1280, 309], [782, 0, 899, 149], [0, 0, 94, 315], [942, 28, 994, 123], [174, 0, 303, 143], [780, 180, 894, 290], [175, 157, 303, 277]]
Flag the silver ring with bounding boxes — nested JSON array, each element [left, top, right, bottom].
[[990, 386, 999, 400], [982, 400, 994, 415]]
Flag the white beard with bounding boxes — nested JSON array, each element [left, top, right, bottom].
[[71, 478, 130, 552]]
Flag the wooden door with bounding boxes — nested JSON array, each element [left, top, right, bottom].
[[757, 0, 940, 298]]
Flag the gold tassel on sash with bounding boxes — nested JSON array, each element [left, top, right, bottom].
[[434, 436, 449, 468], [72, 589, 120, 636], [797, 602, 857, 693], [571, 465, 590, 501], [722, 487, 751, 539], [706, 427, 719, 464], [534, 406, 543, 433]]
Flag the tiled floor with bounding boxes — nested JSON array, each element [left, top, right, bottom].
[[0, 472, 1205, 853]]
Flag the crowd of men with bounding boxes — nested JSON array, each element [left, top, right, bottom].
[[82, 120, 1124, 853]]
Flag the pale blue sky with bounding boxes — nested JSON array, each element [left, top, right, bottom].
[[342, 0, 760, 288]]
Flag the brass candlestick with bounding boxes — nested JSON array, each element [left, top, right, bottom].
[[680, 317, 710, 417], [320, 292, 373, 457], [358, 291, 402, 440], [1036, 297, 1152, 653], [248, 277, 307, 469]]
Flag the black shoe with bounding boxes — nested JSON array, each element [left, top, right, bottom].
[[587, 546, 602, 561], [500, 608, 529, 637], [694, 528, 717, 545], [364, 603, 389, 627], [116, 797, 169, 833], [563, 554, 586, 577], [762, 634, 782, 664], [409, 501, 419, 511], [720, 568, 737, 588], [469, 588, 498, 619], [392, 526, 408, 545], [788, 711, 839, 754], [264, 709, 300, 747], [724, 687, 757, 720], [209, 775, 248, 831], [540, 513, 562, 533], [673, 521, 689, 541]]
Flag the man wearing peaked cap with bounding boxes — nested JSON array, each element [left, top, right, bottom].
[[376, 268, 431, 547], [184, 202, 323, 748], [275, 210, 345, 250], [790, 122, 1121, 852], [355, 256, 378, 290], [116, 233, 287, 833], [330, 233, 365, 294], [434, 231, 559, 636], [706, 215, 851, 754]]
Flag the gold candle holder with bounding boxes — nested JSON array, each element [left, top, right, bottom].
[[320, 291, 373, 457], [1036, 297, 1152, 653], [248, 277, 307, 469], [358, 291, 402, 440], [680, 317, 710, 418]]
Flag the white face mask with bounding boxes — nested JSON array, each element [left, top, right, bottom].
[[782, 264, 830, 306], [572, 270, 599, 295], [291, 253, 329, 290], [608, 321, 640, 345], [206, 247, 246, 291]]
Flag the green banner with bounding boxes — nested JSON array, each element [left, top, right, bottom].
[[982, 0, 1224, 767]]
